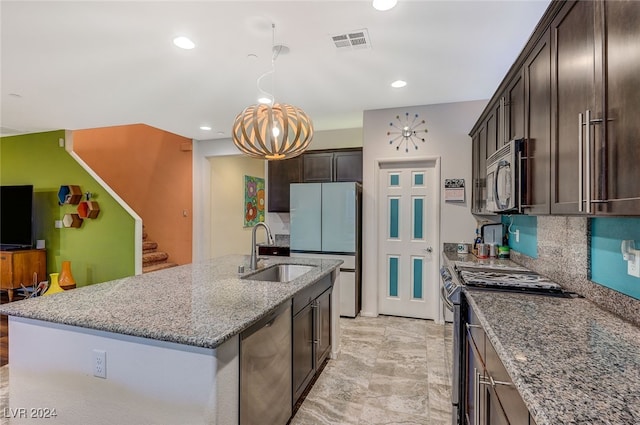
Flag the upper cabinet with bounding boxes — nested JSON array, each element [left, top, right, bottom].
[[268, 148, 362, 212], [268, 156, 302, 212], [471, 0, 640, 217]]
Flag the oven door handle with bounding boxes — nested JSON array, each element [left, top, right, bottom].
[[440, 284, 454, 312]]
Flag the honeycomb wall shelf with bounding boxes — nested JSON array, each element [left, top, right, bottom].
[[62, 213, 83, 228], [57, 185, 83, 205], [77, 201, 100, 219]]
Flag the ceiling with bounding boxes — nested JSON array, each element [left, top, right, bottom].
[[0, 0, 550, 141]]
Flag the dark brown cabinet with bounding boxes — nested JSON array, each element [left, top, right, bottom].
[[522, 30, 552, 215], [268, 156, 302, 212], [463, 298, 534, 425], [597, 0, 640, 214], [550, 0, 598, 214], [268, 148, 362, 212], [292, 275, 332, 406], [472, 0, 640, 217], [303, 149, 363, 183], [551, 0, 640, 215], [303, 153, 334, 182]]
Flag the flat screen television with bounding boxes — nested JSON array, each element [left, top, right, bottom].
[[0, 185, 34, 250]]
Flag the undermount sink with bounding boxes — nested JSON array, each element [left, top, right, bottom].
[[243, 264, 316, 283]]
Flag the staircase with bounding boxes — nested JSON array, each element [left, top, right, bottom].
[[142, 228, 178, 273]]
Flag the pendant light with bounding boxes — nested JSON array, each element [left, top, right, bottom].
[[232, 24, 313, 160]]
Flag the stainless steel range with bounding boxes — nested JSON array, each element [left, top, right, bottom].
[[440, 256, 575, 425]]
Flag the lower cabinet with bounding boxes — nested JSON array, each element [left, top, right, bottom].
[[463, 298, 534, 425], [292, 275, 332, 405]]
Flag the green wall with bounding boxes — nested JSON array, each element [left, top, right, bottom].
[[1, 130, 135, 286]]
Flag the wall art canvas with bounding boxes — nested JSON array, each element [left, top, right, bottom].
[[244, 175, 265, 227]]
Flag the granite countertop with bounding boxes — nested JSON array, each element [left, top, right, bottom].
[[467, 291, 640, 424], [0, 255, 341, 349], [444, 251, 640, 425]]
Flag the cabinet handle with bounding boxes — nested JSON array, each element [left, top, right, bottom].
[[312, 300, 319, 345], [578, 112, 584, 212], [489, 376, 513, 387], [585, 109, 592, 214], [466, 323, 481, 330]]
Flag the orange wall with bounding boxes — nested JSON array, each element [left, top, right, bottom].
[[73, 124, 192, 265]]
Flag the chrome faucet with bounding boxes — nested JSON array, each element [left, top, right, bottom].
[[250, 222, 274, 270]]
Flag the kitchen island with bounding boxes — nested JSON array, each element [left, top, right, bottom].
[[0, 255, 342, 424]]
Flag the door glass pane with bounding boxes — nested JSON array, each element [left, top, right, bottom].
[[389, 256, 399, 297], [412, 257, 423, 299], [390, 173, 400, 187], [413, 172, 424, 186], [413, 197, 424, 240], [389, 198, 399, 239]]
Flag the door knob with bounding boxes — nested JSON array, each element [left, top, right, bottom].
[[424, 247, 433, 253]]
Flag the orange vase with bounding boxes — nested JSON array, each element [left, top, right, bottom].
[[59, 260, 76, 290]]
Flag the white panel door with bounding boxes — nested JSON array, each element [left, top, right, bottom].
[[377, 162, 438, 319]]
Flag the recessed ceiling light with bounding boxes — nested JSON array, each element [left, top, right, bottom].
[[258, 97, 272, 105], [173, 36, 195, 50], [200, 126, 212, 131], [391, 80, 407, 88], [373, 0, 398, 11]]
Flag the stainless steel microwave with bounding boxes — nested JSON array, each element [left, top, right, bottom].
[[486, 139, 524, 213]]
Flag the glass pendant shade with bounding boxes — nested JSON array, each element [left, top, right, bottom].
[[232, 103, 313, 160]]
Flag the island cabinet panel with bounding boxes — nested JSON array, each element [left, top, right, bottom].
[[291, 274, 332, 407], [522, 30, 552, 215], [550, 0, 599, 214], [268, 156, 302, 212], [597, 0, 640, 214], [0, 249, 46, 301]]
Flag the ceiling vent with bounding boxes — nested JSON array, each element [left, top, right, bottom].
[[331, 29, 371, 50]]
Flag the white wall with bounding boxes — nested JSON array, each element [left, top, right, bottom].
[[361, 100, 486, 316]]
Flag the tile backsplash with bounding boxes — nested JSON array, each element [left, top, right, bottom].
[[509, 216, 640, 327]]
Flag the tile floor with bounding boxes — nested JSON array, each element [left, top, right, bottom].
[[0, 315, 453, 425], [292, 315, 454, 425]]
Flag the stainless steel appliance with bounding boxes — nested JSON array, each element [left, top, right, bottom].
[[440, 258, 576, 425], [240, 302, 292, 425], [290, 182, 362, 317], [486, 139, 524, 213]]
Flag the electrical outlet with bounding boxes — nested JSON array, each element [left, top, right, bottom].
[[628, 256, 640, 278], [54, 220, 63, 229], [93, 349, 106, 378], [515, 229, 520, 243]]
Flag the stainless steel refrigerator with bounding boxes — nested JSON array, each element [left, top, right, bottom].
[[290, 182, 362, 317]]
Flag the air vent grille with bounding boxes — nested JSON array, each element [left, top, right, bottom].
[[331, 29, 371, 50]]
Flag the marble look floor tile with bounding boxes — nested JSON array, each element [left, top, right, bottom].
[[294, 315, 453, 425], [291, 396, 364, 425]]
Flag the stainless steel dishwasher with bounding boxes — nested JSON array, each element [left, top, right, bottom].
[[240, 302, 292, 425]]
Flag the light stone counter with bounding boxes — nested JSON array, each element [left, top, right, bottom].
[[466, 290, 640, 425], [0, 255, 342, 424], [0, 254, 342, 348]]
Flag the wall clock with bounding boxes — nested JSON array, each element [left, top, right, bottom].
[[387, 112, 428, 152]]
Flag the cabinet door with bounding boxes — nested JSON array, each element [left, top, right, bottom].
[[507, 71, 525, 142], [599, 0, 640, 214], [292, 304, 315, 403], [486, 107, 498, 160], [315, 288, 332, 366], [471, 125, 490, 215], [334, 151, 362, 182], [550, 0, 598, 214], [268, 156, 302, 212], [0, 252, 14, 289], [523, 30, 552, 215], [471, 132, 481, 214], [465, 330, 485, 425], [303, 153, 334, 182]]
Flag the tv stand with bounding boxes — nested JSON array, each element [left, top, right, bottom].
[[0, 249, 46, 302]]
